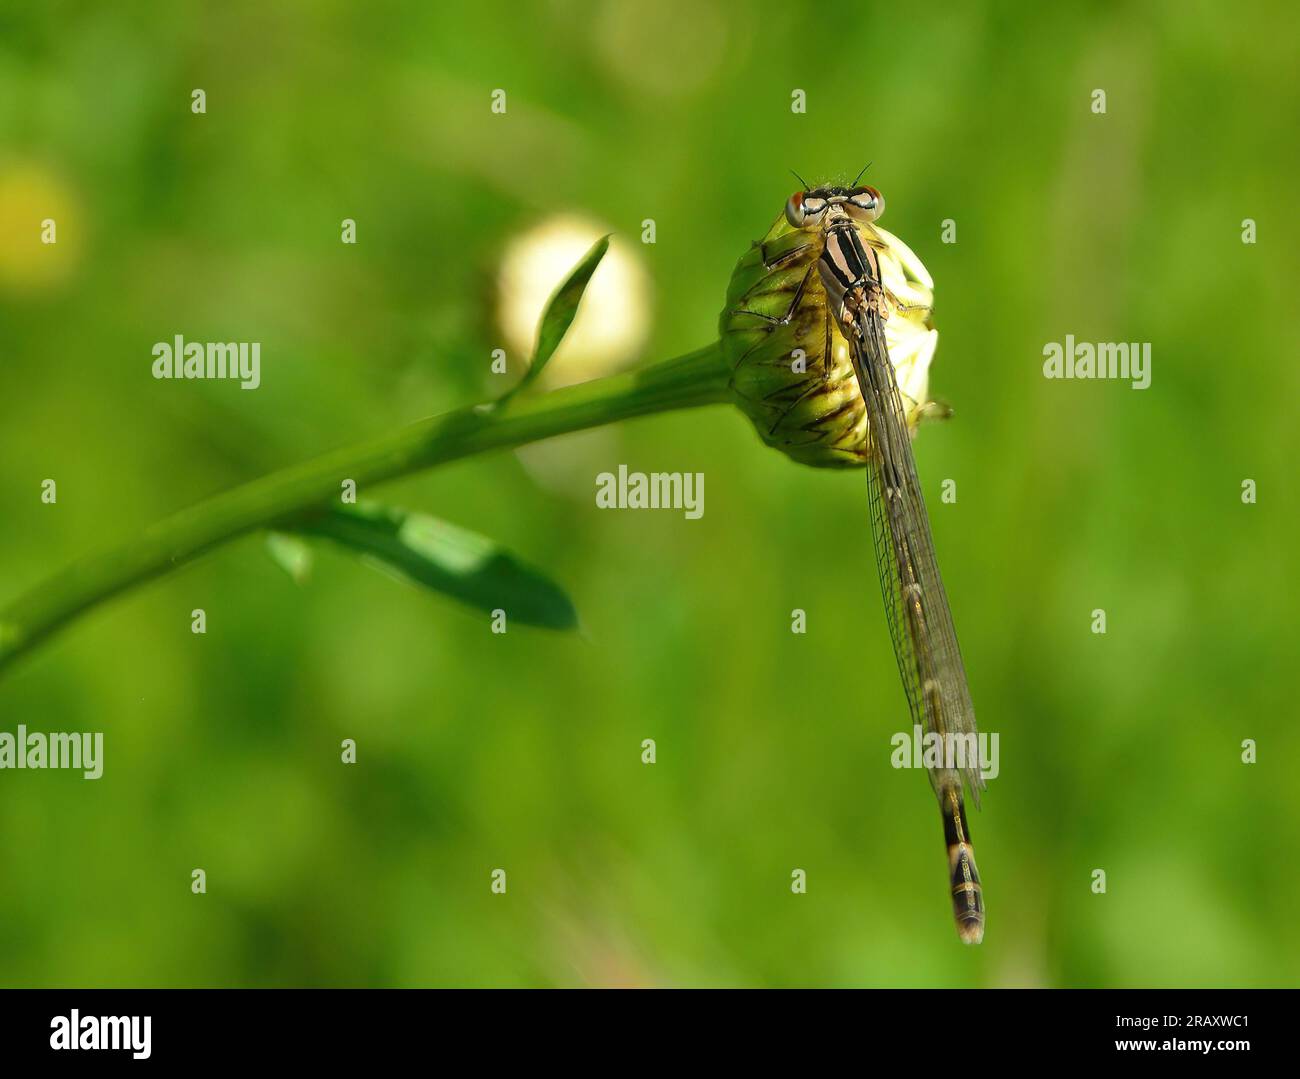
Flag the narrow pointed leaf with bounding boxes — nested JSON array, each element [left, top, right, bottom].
[[515, 234, 610, 393], [291, 504, 577, 631]]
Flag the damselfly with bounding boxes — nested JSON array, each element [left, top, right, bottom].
[[721, 178, 985, 944]]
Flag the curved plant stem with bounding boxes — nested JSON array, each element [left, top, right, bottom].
[[0, 342, 732, 676]]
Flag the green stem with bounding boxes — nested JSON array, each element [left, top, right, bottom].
[[0, 342, 732, 676]]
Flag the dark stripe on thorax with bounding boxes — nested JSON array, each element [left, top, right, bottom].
[[819, 221, 879, 292]]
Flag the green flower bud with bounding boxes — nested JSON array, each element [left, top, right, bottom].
[[719, 212, 938, 468]]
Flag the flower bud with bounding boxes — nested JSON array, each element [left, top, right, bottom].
[[719, 213, 938, 468]]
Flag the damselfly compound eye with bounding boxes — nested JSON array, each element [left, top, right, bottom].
[[799, 196, 828, 226], [785, 191, 830, 229], [784, 191, 806, 228], [847, 186, 884, 221]]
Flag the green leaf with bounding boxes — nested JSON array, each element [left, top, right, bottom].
[[515, 234, 610, 394], [290, 504, 578, 631]]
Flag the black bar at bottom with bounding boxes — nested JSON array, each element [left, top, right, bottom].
[[0, 987, 1286, 1065]]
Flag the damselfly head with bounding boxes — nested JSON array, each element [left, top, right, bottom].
[[784, 185, 885, 229]]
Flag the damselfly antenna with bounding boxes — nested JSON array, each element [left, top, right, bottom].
[[789, 168, 811, 192], [850, 161, 874, 187]]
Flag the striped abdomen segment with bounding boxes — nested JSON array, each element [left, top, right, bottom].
[[942, 786, 984, 944]]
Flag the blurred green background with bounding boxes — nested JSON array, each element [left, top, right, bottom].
[[1, 0, 1297, 987]]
